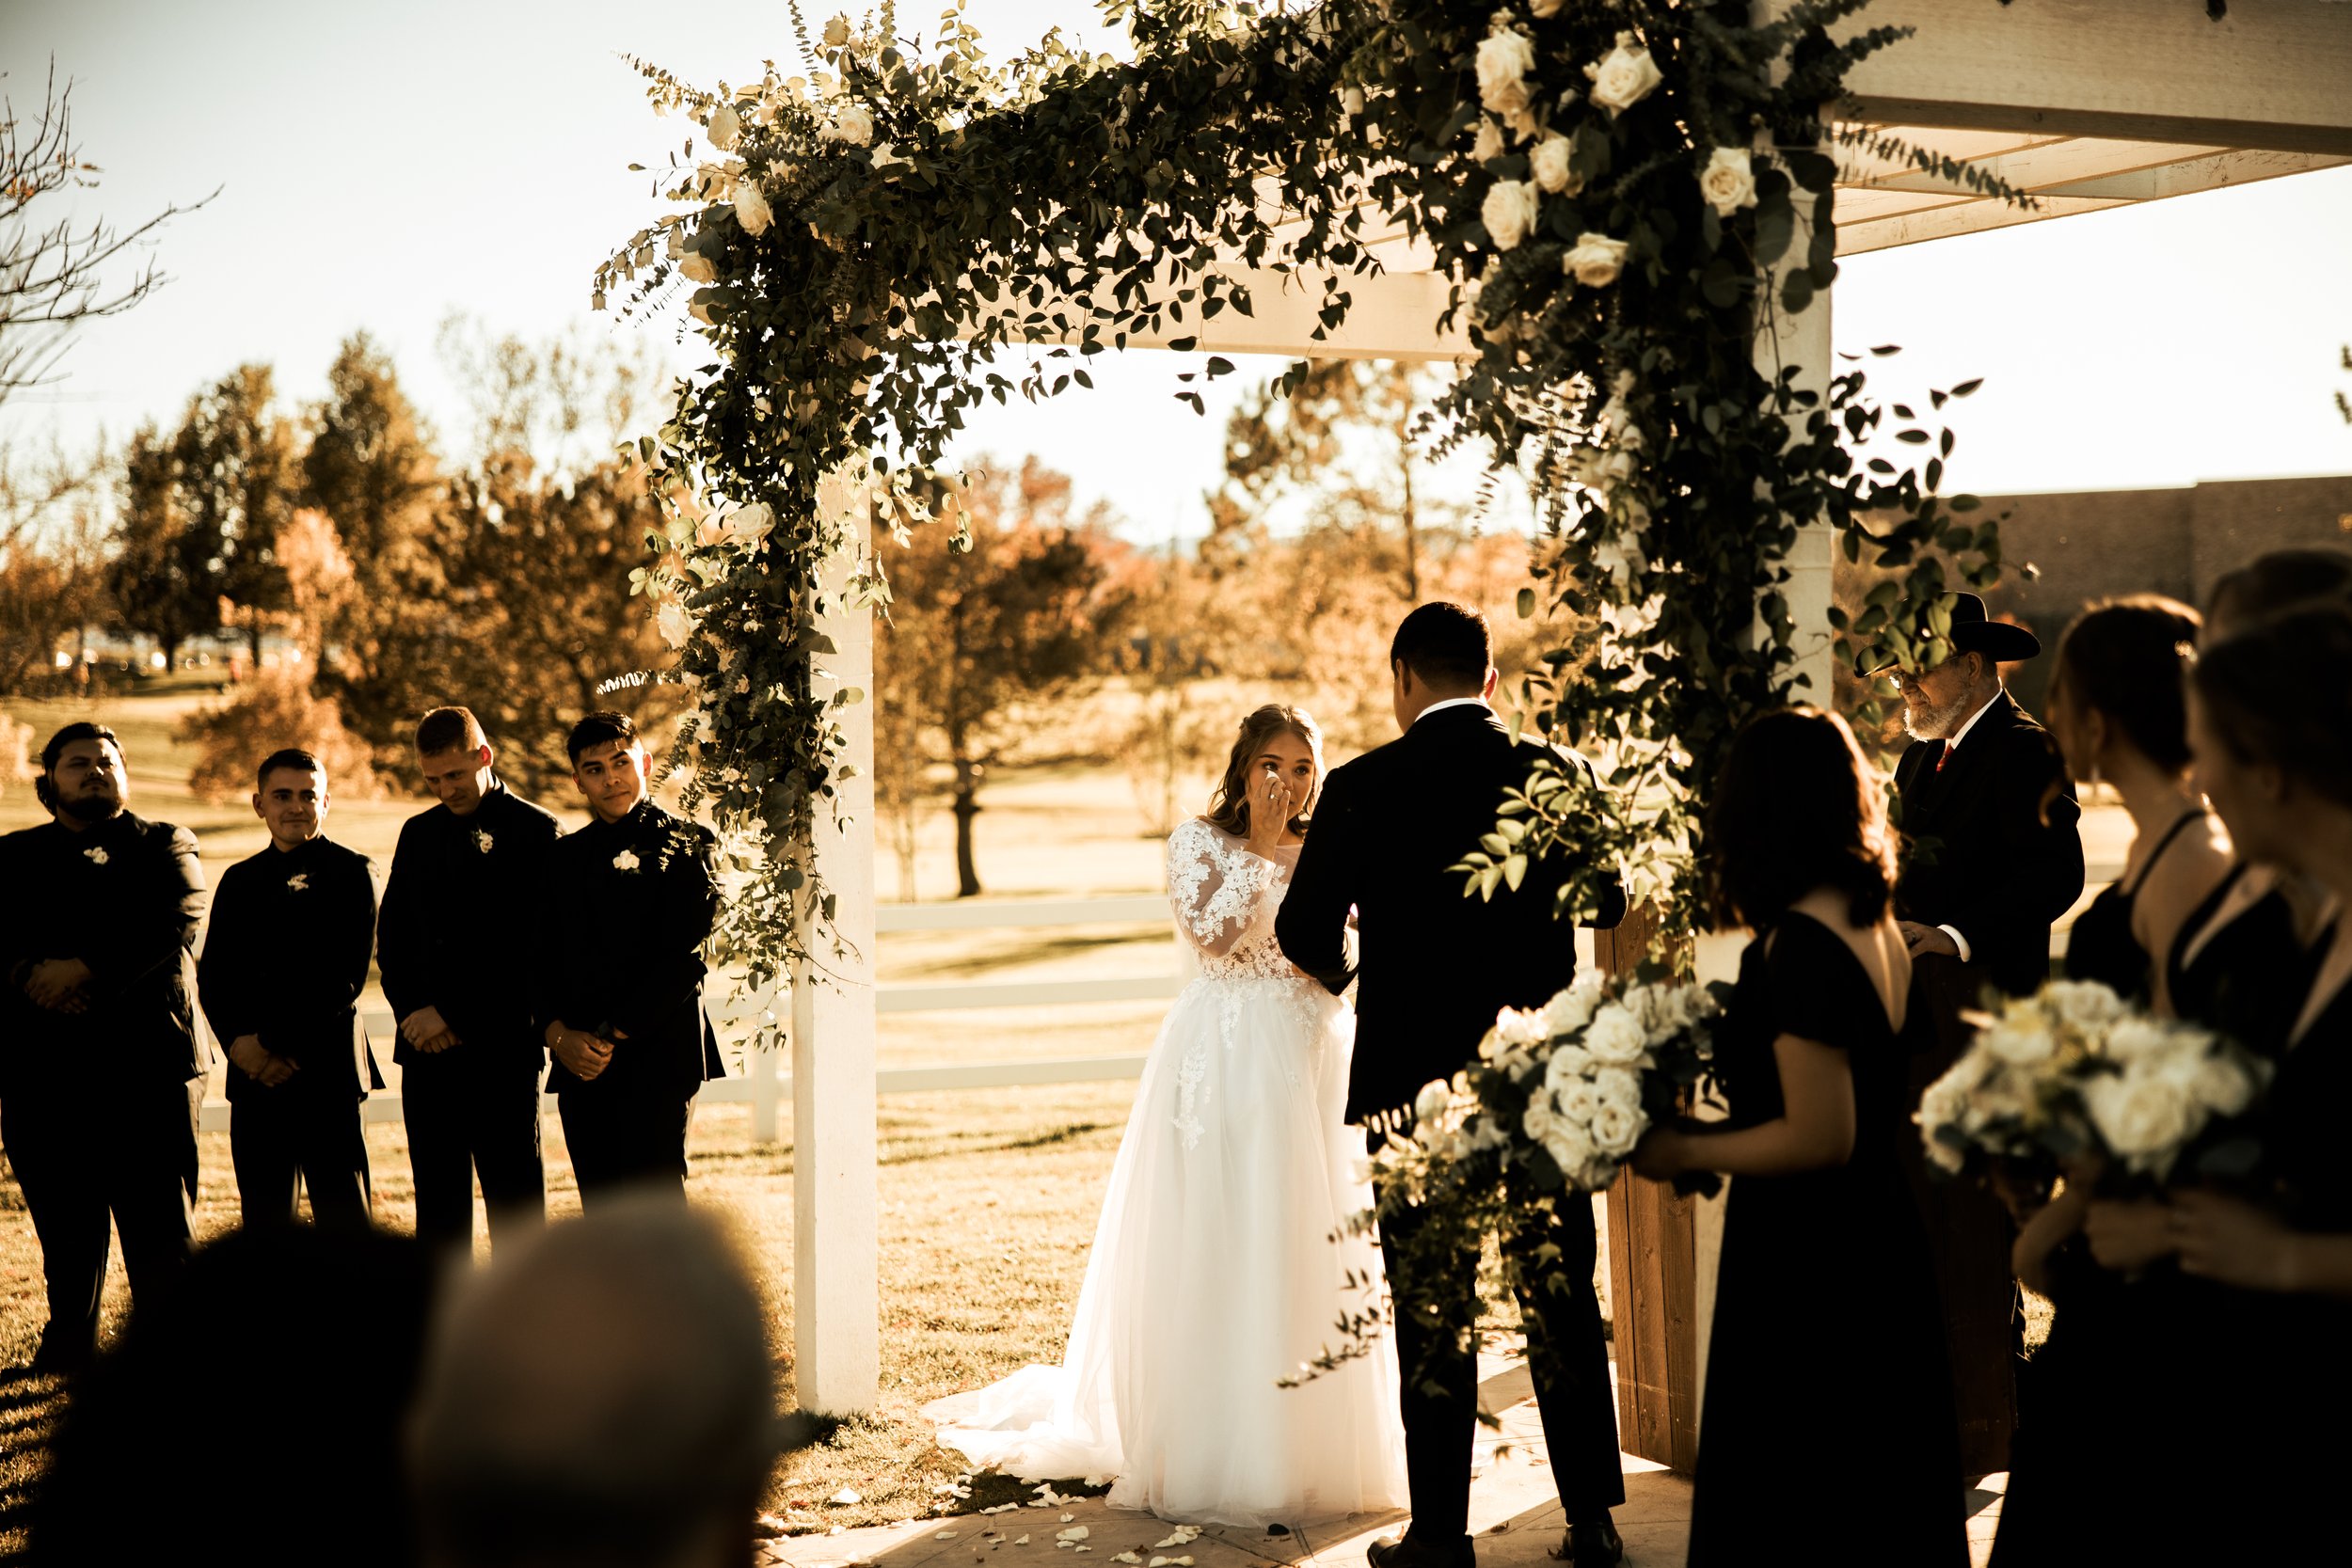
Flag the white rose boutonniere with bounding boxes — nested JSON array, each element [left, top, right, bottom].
[[1562, 231, 1630, 288], [1480, 179, 1541, 252], [84, 846, 109, 866], [1698, 147, 1757, 216], [286, 873, 310, 893], [1586, 32, 1664, 118], [472, 829, 495, 854], [1530, 133, 1581, 197], [613, 848, 643, 874]]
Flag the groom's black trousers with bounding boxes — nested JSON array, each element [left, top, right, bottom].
[[1379, 1175, 1624, 1538]]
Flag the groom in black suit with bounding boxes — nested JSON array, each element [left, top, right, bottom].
[[1279, 603, 1629, 1568]]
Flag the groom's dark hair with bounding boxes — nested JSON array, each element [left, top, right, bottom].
[[1390, 601, 1489, 692]]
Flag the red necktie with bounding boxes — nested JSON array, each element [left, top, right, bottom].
[[1935, 742, 1953, 774]]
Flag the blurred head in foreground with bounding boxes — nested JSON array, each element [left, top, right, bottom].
[[408, 1202, 786, 1568]]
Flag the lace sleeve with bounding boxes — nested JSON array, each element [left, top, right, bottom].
[[1167, 819, 1280, 959]]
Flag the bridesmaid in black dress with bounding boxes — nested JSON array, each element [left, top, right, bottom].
[[1631, 707, 1963, 1567], [2160, 607, 2352, 1555], [1994, 599, 2233, 1564]]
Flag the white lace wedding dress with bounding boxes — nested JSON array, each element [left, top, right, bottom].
[[925, 817, 1408, 1526]]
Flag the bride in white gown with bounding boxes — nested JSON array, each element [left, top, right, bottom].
[[927, 705, 1408, 1527]]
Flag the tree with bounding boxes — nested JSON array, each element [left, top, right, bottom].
[[0, 438, 109, 693], [877, 456, 1132, 897], [107, 421, 219, 669], [174, 363, 300, 659]]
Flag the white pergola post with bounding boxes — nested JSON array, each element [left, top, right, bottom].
[[790, 473, 881, 1416]]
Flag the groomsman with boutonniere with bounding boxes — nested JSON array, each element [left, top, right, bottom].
[[0, 723, 208, 1371], [377, 707, 562, 1254], [198, 748, 381, 1227], [538, 711, 723, 1205], [1869, 592, 2085, 1474]]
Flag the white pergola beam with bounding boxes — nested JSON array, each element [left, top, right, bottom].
[[1838, 0, 2352, 156]]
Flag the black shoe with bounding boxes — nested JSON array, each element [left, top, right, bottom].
[[1549, 1515, 1622, 1568], [27, 1328, 94, 1376], [1368, 1529, 1475, 1568]]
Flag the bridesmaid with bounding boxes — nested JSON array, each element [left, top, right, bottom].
[[2160, 605, 2352, 1554], [1632, 707, 1963, 1567], [1994, 598, 2231, 1563]]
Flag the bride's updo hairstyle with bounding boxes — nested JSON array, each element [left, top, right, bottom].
[[1707, 705, 1898, 931], [1204, 704, 1322, 841]]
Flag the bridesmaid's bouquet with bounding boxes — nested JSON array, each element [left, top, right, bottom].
[[1916, 979, 2269, 1186]]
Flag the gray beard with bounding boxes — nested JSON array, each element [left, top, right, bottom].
[[1902, 689, 1979, 743]]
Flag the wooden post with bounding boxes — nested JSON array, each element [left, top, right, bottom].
[[790, 473, 881, 1416]]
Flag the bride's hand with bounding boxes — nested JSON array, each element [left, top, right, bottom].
[[1630, 1127, 1685, 1181], [1246, 766, 1290, 854]]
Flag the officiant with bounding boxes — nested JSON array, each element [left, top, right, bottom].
[[1871, 592, 2084, 1474]]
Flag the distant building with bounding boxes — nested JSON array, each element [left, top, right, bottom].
[[1972, 474, 2352, 714]]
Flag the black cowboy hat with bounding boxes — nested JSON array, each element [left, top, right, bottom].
[[1861, 592, 2041, 677]]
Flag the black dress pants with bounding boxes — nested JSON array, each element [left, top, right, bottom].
[[556, 1076, 693, 1207], [400, 1045, 545, 1252], [230, 1079, 372, 1228], [1378, 1173, 1625, 1541], [0, 1077, 201, 1352]]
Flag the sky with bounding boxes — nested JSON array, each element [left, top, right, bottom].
[[4, 0, 2349, 541]]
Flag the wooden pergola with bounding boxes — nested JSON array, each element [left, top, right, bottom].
[[783, 0, 2352, 1466]]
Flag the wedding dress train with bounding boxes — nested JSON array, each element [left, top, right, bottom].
[[926, 818, 1408, 1526]]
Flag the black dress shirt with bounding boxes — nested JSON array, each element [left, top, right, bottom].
[[0, 810, 208, 1094], [199, 835, 378, 1103], [537, 801, 722, 1100], [376, 782, 562, 1064]]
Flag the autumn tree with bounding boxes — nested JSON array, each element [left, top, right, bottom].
[[175, 363, 299, 659], [108, 420, 219, 669], [0, 439, 109, 692], [877, 456, 1133, 897]]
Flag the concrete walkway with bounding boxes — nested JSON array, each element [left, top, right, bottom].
[[765, 1366, 2010, 1568]]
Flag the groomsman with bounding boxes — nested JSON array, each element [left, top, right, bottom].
[[1279, 604, 1629, 1568], [0, 723, 208, 1370], [377, 707, 561, 1253], [199, 749, 378, 1227], [1875, 592, 2085, 1475], [538, 711, 723, 1205]]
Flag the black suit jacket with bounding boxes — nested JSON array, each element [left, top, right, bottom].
[[1276, 705, 1627, 1125], [1894, 689, 2085, 1000], [536, 801, 724, 1101], [0, 811, 209, 1095], [199, 836, 377, 1103], [376, 782, 562, 1065]]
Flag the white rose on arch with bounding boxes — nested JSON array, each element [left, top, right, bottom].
[[708, 103, 742, 150], [1474, 26, 1538, 135], [657, 601, 694, 648], [1470, 119, 1504, 165], [734, 179, 773, 236], [725, 501, 776, 546], [1562, 231, 1629, 288], [824, 105, 876, 148], [679, 252, 719, 284], [1480, 179, 1542, 252], [1698, 146, 1758, 216], [1530, 133, 1581, 197], [1586, 32, 1664, 118]]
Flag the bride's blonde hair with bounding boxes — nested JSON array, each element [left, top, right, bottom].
[[1203, 704, 1323, 840]]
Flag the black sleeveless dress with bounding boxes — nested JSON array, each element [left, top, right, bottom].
[[2167, 866, 2315, 1062], [1688, 914, 1965, 1567], [2062, 810, 2205, 1002]]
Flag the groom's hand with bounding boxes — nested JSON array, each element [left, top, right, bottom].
[[1897, 920, 1957, 959]]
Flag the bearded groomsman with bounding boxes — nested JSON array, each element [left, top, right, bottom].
[[378, 707, 561, 1253], [0, 723, 208, 1370], [539, 711, 723, 1205], [199, 749, 379, 1227], [1875, 592, 2085, 1475]]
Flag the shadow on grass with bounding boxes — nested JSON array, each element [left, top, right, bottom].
[[0, 1366, 65, 1567]]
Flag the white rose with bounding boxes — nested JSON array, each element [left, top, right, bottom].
[[1523, 1094, 1557, 1142], [1698, 146, 1756, 216], [1592, 1066, 1642, 1111], [2185, 1051, 2257, 1118], [1585, 34, 1663, 118], [1530, 134, 1581, 196], [1481, 179, 1541, 252], [1543, 1119, 1595, 1170], [2044, 980, 2128, 1033], [830, 105, 876, 148], [1542, 978, 1601, 1037], [1562, 231, 1629, 288], [1544, 1042, 1594, 1085], [1980, 1022, 2055, 1067], [2084, 1067, 2196, 1170], [1474, 28, 1537, 130], [1493, 1006, 1549, 1048], [869, 141, 908, 174], [1414, 1079, 1454, 1124], [680, 252, 718, 283], [823, 13, 850, 47], [1590, 1101, 1644, 1157], [725, 501, 775, 546], [1470, 119, 1504, 164], [1552, 1077, 1601, 1127], [708, 103, 742, 150], [1583, 1005, 1648, 1065], [2104, 1018, 2170, 1064], [734, 178, 773, 236], [657, 601, 693, 648], [1477, 1026, 1506, 1062], [1592, 531, 1646, 586], [1530, 0, 1564, 15]]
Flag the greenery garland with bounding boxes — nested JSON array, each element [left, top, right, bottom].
[[597, 0, 2014, 996]]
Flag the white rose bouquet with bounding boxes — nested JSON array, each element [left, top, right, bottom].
[[1916, 979, 2269, 1188]]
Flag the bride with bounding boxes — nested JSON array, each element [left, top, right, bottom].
[[926, 704, 1408, 1526]]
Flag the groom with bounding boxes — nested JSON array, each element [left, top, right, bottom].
[[1279, 603, 1629, 1568]]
